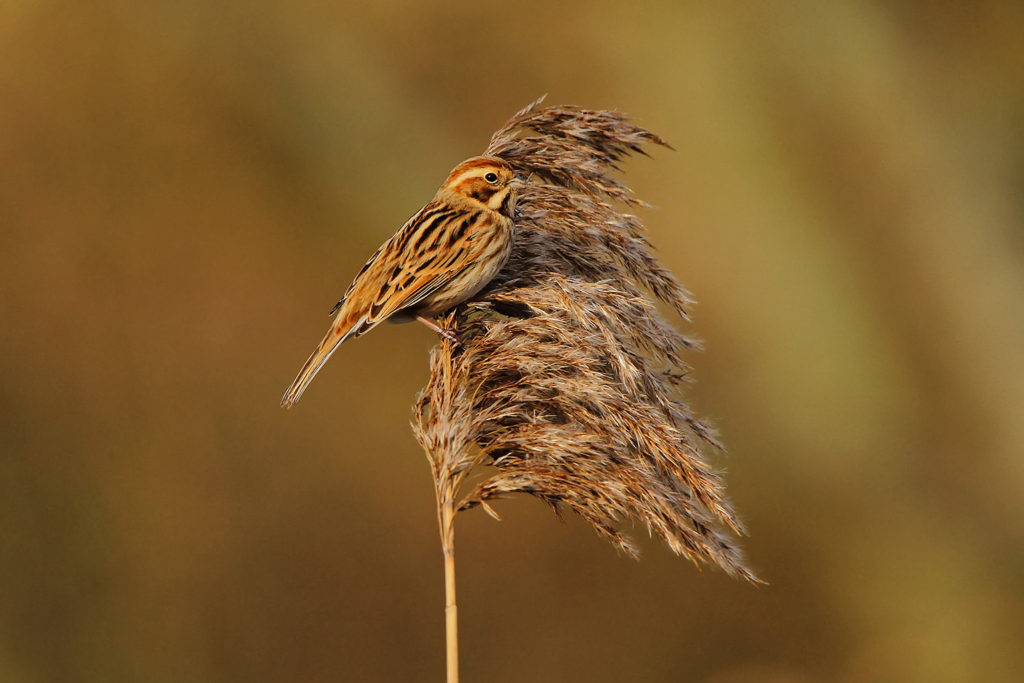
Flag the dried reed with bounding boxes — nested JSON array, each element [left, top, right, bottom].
[[411, 98, 758, 682]]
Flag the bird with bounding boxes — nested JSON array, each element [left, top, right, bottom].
[[281, 156, 519, 408]]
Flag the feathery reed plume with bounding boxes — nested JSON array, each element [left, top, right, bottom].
[[412, 97, 758, 682]]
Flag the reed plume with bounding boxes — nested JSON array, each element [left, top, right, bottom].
[[411, 97, 758, 682]]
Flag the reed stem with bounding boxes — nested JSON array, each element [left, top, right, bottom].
[[441, 497, 458, 683]]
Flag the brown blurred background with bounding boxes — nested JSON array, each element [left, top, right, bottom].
[[2, 1, 1023, 681]]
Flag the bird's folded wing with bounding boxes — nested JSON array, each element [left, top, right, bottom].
[[363, 266, 466, 327]]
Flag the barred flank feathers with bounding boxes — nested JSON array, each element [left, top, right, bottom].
[[412, 98, 759, 582]]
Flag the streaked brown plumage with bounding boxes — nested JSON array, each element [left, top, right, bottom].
[[281, 156, 518, 408]]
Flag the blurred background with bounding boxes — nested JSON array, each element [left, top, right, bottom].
[[2, 1, 1023, 681]]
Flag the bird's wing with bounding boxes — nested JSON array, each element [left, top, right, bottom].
[[329, 244, 384, 316], [281, 222, 469, 408], [338, 202, 479, 336], [328, 199, 448, 317], [357, 261, 467, 332]]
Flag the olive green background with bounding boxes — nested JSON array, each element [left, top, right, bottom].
[[3, 2, 1022, 681]]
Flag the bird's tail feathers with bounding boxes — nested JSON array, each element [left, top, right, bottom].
[[280, 314, 366, 408]]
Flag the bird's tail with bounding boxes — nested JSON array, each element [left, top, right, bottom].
[[280, 313, 365, 408]]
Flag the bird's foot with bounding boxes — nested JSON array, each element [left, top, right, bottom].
[[416, 316, 462, 347]]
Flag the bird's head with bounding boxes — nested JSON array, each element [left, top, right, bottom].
[[443, 156, 519, 218]]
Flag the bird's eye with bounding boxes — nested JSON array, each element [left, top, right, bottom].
[[484, 172, 499, 183]]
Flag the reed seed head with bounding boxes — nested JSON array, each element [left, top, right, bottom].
[[413, 97, 759, 581]]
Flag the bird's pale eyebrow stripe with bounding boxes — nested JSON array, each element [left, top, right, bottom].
[[449, 165, 495, 187]]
